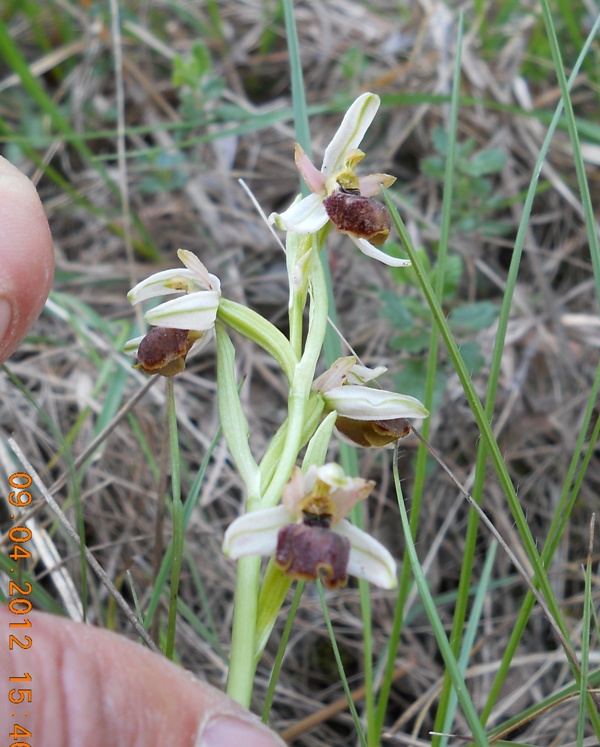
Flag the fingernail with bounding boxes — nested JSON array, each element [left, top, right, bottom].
[[0, 298, 12, 345], [197, 716, 285, 747]]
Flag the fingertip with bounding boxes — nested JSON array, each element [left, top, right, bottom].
[[0, 609, 286, 747], [0, 157, 54, 363]]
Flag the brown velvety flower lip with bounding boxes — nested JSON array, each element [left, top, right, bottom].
[[136, 327, 192, 376], [335, 415, 411, 448], [275, 523, 350, 589], [323, 191, 391, 245]]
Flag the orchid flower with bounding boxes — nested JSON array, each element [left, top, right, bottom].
[[223, 464, 397, 589], [125, 249, 221, 375], [313, 356, 429, 447], [269, 92, 410, 268]]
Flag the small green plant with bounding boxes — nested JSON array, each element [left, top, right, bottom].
[[171, 41, 225, 122], [421, 126, 508, 235], [380, 244, 499, 408]]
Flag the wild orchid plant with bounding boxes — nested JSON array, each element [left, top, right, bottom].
[[125, 92, 429, 707]]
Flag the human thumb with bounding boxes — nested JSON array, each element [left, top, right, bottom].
[[0, 608, 286, 747], [0, 157, 54, 364]]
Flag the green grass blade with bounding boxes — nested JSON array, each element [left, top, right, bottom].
[[0, 17, 159, 259], [318, 581, 368, 747], [393, 452, 490, 746], [479, 7, 600, 727], [382, 187, 595, 721], [379, 12, 465, 738], [482, 363, 600, 722], [577, 520, 594, 747], [262, 581, 304, 723], [165, 379, 183, 660], [438, 541, 497, 746], [538, 0, 600, 300], [282, 0, 311, 162], [143, 414, 221, 631]]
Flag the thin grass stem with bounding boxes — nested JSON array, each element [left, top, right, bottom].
[[393, 446, 491, 746], [318, 582, 368, 747], [165, 378, 184, 660], [262, 581, 305, 723]]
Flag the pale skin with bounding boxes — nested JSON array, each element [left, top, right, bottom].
[[0, 157, 285, 747]]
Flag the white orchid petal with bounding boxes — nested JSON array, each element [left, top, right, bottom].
[[321, 93, 380, 177], [324, 385, 429, 420], [313, 356, 357, 392], [144, 291, 220, 330], [123, 335, 144, 356], [347, 363, 387, 384], [335, 520, 397, 589], [307, 463, 347, 489], [127, 269, 203, 304], [350, 236, 412, 267], [270, 193, 329, 234], [222, 505, 292, 559], [177, 249, 221, 291]]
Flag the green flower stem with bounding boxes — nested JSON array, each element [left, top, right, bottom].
[[217, 298, 298, 384], [214, 316, 267, 702], [226, 553, 262, 706], [227, 241, 330, 706], [259, 392, 325, 495], [260, 243, 329, 509], [218, 323, 264, 706]]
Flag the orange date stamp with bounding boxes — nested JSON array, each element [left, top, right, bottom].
[[4, 472, 34, 747]]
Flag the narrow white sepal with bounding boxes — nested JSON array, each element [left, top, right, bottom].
[[144, 291, 220, 330], [270, 193, 329, 234], [177, 249, 220, 291], [222, 505, 291, 559], [335, 520, 397, 589], [350, 236, 412, 267], [324, 385, 429, 420], [321, 93, 380, 177], [127, 268, 202, 304]]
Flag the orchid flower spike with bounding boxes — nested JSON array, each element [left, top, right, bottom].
[[125, 249, 221, 376], [313, 356, 429, 447], [223, 464, 397, 589], [269, 92, 410, 268]]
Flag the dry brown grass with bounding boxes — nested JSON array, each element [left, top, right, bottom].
[[1, 1, 599, 744]]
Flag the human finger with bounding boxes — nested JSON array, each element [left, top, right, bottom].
[[0, 608, 285, 747], [0, 157, 54, 364]]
